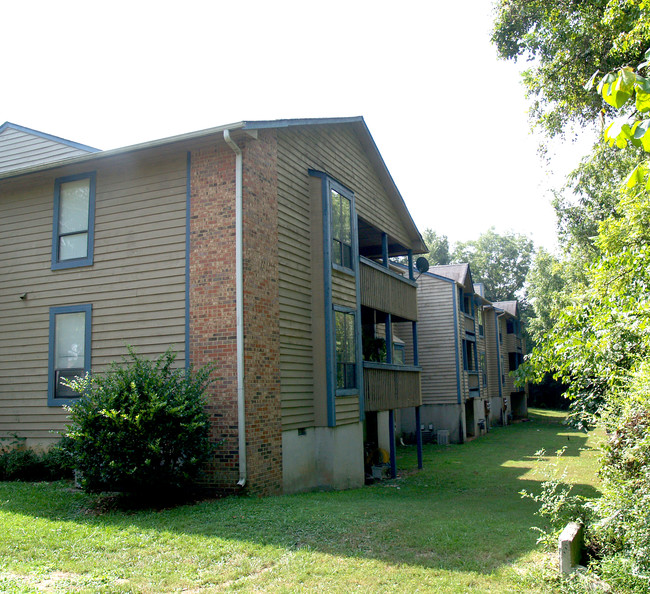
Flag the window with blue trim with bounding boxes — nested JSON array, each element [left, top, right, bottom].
[[335, 309, 357, 390], [52, 172, 96, 269], [330, 187, 353, 270], [48, 304, 92, 406]]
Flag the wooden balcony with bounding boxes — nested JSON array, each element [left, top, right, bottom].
[[363, 362, 421, 412], [360, 257, 418, 320]]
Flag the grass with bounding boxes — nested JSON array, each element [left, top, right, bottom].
[[0, 409, 602, 593]]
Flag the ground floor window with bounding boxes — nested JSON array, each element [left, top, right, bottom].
[[48, 304, 92, 405]]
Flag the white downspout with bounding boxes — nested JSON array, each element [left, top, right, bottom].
[[224, 129, 246, 488]]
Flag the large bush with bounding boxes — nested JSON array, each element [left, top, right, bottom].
[[589, 366, 650, 589], [62, 347, 213, 495]]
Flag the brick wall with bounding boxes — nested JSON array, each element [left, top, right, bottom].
[[188, 131, 282, 496]]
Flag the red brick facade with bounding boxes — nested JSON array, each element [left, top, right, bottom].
[[188, 131, 282, 495]]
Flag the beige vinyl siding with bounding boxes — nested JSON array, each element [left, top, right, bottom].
[[332, 269, 357, 309], [0, 127, 95, 174], [484, 311, 500, 400], [277, 124, 418, 431], [336, 395, 360, 425], [416, 276, 459, 405], [0, 150, 187, 444]]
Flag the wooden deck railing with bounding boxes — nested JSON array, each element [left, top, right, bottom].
[[363, 362, 421, 411], [360, 258, 418, 320]]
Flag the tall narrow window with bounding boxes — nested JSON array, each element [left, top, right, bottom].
[[48, 304, 92, 405], [52, 172, 96, 269], [335, 309, 356, 390], [330, 188, 352, 269], [477, 308, 484, 336]]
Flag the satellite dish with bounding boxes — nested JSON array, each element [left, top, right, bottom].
[[416, 257, 429, 274]]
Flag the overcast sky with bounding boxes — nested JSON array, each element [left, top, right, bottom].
[[2, 1, 593, 252]]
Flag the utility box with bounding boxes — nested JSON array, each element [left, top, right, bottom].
[[437, 430, 449, 445]]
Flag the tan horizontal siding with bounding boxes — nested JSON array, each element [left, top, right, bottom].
[[332, 270, 357, 309], [336, 395, 360, 425], [416, 276, 460, 405], [0, 127, 94, 173], [0, 149, 188, 445]]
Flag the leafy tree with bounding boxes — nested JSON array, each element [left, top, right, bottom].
[[524, 248, 570, 346], [553, 140, 643, 258], [492, 0, 650, 137], [452, 227, 534, 302], [421, 228, 451, 265]]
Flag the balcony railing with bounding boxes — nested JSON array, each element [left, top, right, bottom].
[[363, 362, 421, 412], [360, 257, 418, 320]]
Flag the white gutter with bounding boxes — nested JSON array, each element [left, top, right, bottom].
[[224, 129, 246, 488]]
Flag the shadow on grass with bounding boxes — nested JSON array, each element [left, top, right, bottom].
[[0, 409, 601, 576]]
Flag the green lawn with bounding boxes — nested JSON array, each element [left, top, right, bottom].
[[0, 409, 602, 593]]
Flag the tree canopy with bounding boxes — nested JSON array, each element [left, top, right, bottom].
[[452, 228, 534, 302], [492, 0, 650, 136], [421, 229, 452, 265]]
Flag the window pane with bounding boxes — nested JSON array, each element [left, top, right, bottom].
[[331, 190, 342, 242], [341, 196, 351, 245], [55, 312, 86, 370], [342, 244, 352, 269], [335, 310, 356, 389], [59, 232, 88, 260], [332, 239, 342, 266], [59, 178, 90, 234]]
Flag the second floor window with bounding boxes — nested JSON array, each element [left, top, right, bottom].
[[52, 172, 96, 269], [331, 188, 352, 269]]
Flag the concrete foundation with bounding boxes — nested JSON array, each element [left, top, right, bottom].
[[282, 422, 365, 494], [401, 400, 489, 444]]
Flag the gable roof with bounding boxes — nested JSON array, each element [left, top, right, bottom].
[[493, 300, 519, 317], [0, 117, 426, 253], [0, 122, 99, 174], [428, 263, 473, 289]]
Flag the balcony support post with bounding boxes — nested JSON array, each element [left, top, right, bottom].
[[407, 249, 414, 281], [382, 232, 389, 267], [412, 321, 418, 366], [416, 406, 423, 469], [389, 409, 397, 478]]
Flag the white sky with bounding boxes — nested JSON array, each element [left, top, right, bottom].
[[2, 0, 594, 252]]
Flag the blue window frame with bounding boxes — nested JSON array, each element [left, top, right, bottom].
[[335, 307, 357, 392], [329, 182, 355, 272], [48, 304, 92, 406], [52, 172, 96, 270]]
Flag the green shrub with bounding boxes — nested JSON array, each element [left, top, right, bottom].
[[520, 447, 592, 550], [62, 347, 214, 496], [590, 365, 650, 587], [0, 437, 72, 481]]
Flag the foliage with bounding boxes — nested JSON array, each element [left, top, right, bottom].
[[519, 447, 591, 550], [590, 364, 650, 582], [61, 347, 213, 496], [421, 228, 452, 265], [452, 227, 534, 302], [492, 0, 650, 137], [553, 140, 643, 259], [0, 438, 71, 482], [524, 248, 570, 346]]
